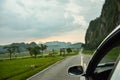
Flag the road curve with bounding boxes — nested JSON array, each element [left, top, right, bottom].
[[27, 52, 91, 80]]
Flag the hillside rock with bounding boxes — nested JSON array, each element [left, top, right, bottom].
[[85, 0, 120, 49]]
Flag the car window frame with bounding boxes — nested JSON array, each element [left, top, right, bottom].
[[85, 26, 120, 77]]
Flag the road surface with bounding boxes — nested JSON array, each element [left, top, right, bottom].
[[27, 52, 91, 80]]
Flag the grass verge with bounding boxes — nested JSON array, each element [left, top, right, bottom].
[[82, 49, 94, 55], [0, 50, 79, 80], [0, 57, 63, 80]]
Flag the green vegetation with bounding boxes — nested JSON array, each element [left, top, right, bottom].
[[82, 49, 94, 55], [3, 45, 19, 60], [85, 0, 120, 49], [66, 48, 72, 53], [3, 43, 47, 59], [40, 44, 47, 56], [0, 57, 63, 80], [83, 47, 120, 62], [66, 50, 79, 56], [106, 47, 120, 60], [0, 50, 79, 80], [0, 52, 30, 60], [27, 46, 41, 58]]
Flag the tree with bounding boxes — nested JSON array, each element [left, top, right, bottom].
[[27, 46, 41, 58], [33, 46, 41, 58], [40, 44, 47, 57], [66, 48, 72, 54], [3, 45, 19, 60], [27, 47, 34, 57]]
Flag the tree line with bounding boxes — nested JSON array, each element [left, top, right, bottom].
[[3, 43, 73, 60], [3, 44, 47, 60]]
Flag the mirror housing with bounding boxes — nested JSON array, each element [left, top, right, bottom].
[[68, 65, 84, 75]]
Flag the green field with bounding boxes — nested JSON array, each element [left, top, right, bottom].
[[0, 57, 63, 80], [0, 50, 79, 80]]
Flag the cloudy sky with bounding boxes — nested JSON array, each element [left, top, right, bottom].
[[0, 0, 104, 45]]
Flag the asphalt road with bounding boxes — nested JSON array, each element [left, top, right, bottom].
[[27, 52, 91, 80]]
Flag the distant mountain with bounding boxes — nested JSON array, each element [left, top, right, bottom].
[[43, 41, 82, 51], [0, 41, 83, 54], [70, 42, 83, 49], [42, 41, 71, 51], [44, 41, 71, 46], [0, 46, 7, 54]]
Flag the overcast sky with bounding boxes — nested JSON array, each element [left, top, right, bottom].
[[0, 0, 105, 45]]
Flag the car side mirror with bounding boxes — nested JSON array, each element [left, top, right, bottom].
[[68, 65, 84, 75]]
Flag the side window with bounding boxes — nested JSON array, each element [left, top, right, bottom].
[[94, 46, 120, 80], [99, 46, 120, 64]]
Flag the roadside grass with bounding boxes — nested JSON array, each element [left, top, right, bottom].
[[0, 50, 79, 80], [82, 49, 94, 55], [66, 50, 79, 56], [0, 50, 79, 60], [0, 57, 63, 80], [0, 52, 30, 60]]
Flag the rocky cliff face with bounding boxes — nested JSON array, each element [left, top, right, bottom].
[[85, 0, 120, 49]]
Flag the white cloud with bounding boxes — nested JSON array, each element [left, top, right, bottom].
[[90, 0, 104, 3], [3, 0, 29, 19], [64, 0, 88, 29], [65, 0, 82, 14], [0, 0, 105, 45], [73, 15, 87, 26]]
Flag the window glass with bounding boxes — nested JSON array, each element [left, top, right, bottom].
[[99, 46, 120, 64], [94, 46, 120, 80]]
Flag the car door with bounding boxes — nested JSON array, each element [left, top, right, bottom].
[[108, 56, 120, 80], [93, 46, 120, 80], [68, 26, 120, 80], [85, 26, 120, 80]]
